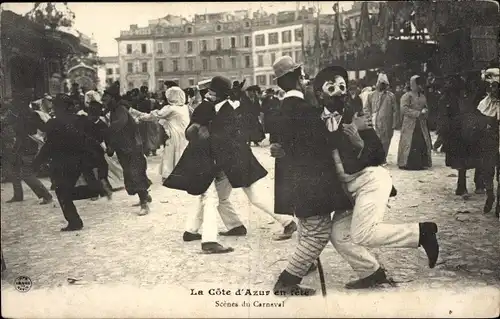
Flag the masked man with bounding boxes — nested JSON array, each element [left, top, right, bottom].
[[364, 73, 398, 163], [314, 65, 440, 288], [166, 76, 297, 254], [101, 82, 152, 216], [270, 57, 353, 295]]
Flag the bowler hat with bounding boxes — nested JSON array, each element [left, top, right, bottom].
[[272, 56, 301, 80], [209, 75, 231, 97], [164, 80, 178, 89], [313, 66, 348, 93], [104, 81, 121, 99]]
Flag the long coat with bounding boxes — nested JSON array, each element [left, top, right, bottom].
[[274, 96, 353, 218], [164, 99, 267, 195], [364, 90, 398, 156], [397, 92, 433, 168]]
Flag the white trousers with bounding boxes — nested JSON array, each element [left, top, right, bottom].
[[185, 172, 291, 243], [345, 166, 419, 248]]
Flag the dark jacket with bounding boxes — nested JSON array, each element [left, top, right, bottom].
[[107, 104, 143, 154], [164, 99, 267, 195], [274, 96, 353, 217], [327, 107, 386, 175], [346, 94, 363, 115]]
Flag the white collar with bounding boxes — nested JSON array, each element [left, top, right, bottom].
[[215, 99, 240, 113], [323, 107, 332, 115], [283, 90, 304, 100]]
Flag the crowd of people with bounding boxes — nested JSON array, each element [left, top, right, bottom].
[[1, 54, 498, 295]]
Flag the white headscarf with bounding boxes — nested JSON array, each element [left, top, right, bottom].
[[376, 73, 389, 86], [165, 87, 186, 106]]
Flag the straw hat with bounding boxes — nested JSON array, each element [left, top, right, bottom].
[[272, 56, 301, 80]]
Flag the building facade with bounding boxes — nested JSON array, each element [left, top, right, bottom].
[[116, 12, 255, 93], [97, 56, 119, 90]]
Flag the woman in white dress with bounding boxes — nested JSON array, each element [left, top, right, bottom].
[[133, 87, 190, 182]]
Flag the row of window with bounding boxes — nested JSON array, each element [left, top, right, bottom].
[[106, 68, 120, 75], [127, 55, 253, 74], [255, 28, 303, 46], [256, 50, 303, 68], [255, 74, 277, 87], [126, 36, 252, 55]]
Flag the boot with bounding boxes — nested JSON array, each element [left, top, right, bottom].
[[132, 194, 152, 207], [61, 220, 83, 232], [419, 222, 439, 268], [138, 202, 150, 216], [39, 197, 53, 205], [345, 267, 395, 289], [273, 270, 316, 297], [5, 197, 23, 203]]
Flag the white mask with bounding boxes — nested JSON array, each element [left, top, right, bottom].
[[322, 76, 347, 97]]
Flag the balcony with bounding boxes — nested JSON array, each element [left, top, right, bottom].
[[199, 48, 239, 56]]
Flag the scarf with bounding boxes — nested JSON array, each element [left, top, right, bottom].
[[321, 108, 343, 132]]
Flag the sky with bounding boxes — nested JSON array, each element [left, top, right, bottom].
[[2, 2, 353, 57]]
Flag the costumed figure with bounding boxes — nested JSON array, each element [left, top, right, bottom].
[[242, 85, 265, 146]]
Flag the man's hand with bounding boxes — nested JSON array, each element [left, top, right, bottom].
[[270, 143, 285, 158], [342, 123, 364, 150], [106, 148, 115, 157], [352, 112, 373, 131]]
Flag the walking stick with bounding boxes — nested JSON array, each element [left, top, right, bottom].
[[316, 257, 327, 297]]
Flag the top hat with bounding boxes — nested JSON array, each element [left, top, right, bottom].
[[313, 66, 348, 93], [272, 56, 301, 80], [208, 75, 232, 97]]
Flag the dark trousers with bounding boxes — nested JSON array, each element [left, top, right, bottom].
[[11, 162, 52, 201]]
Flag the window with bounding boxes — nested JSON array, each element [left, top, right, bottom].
[[216, 38, 222, 50], [244, 36, 250, 48], [172, 59, 179, 72], [170, 42, 180, 54], [157, 61, 164, 72], [256, 75, 267, 86], [282, 30, 292, 43], [270, 53, 276, 64], [187, 58, 194, 71], [126, 44, 132, 54], [200, 40, 208, 51], [188, 79, 195, 86], [141, 43, 147, 53], [128, 82, 134, 90], [115, 68, 120, 75], [257, 55, 264, 67], [255, 34, 265, 46], [106, 68, 113, 75], [216, 24, 222, 31], [127, 62, 133, 73], [141, 62, 148, 72], [187, 26, 193, 34], [202, 58, 208, 70], [245, 21, 250, 28], [216, 57, 223, 69], [294, 28, 303, 41], [156, 42, 163, 53], [230, 57, 237, 69], [230, 37, 236, 48], [244, 55, 251, 68], [268, 32, 279, 45], [186, 40, 193, 54], [295, 50, 302, 62], [269, 74, 275, 86]]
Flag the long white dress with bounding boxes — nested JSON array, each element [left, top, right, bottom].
[[137, 104, 190, 181]]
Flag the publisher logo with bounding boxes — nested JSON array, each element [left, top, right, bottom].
[[14, 276, 32, 292]]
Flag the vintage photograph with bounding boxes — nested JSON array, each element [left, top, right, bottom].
[[0, 1, 499, 318]]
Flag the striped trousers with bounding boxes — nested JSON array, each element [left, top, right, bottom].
[[286, 214, 333, 278]]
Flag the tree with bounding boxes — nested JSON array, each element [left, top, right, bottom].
[[25, 2, 75, 30]]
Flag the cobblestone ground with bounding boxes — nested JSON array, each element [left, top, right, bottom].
[[1, 132, 499, 295]]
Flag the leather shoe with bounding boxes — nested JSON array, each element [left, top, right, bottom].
[[419, 222, 439, 268], [345, 267, 394, 289], [61, 223, 83, 232], [183, 232, 202, 242], [6, 198, 23, 203], [219, 225, 247, 236], [273, 221, 297, 241], [201, 242, 234, 254]]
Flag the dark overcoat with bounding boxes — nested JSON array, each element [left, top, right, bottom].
[[164, 99, 267, 195], [275, 96, 353, 218]]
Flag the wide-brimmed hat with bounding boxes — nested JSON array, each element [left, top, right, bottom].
[[272, 56, 301, 80], [313, 66, 348, 93], [208, 75, 232, 97]]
